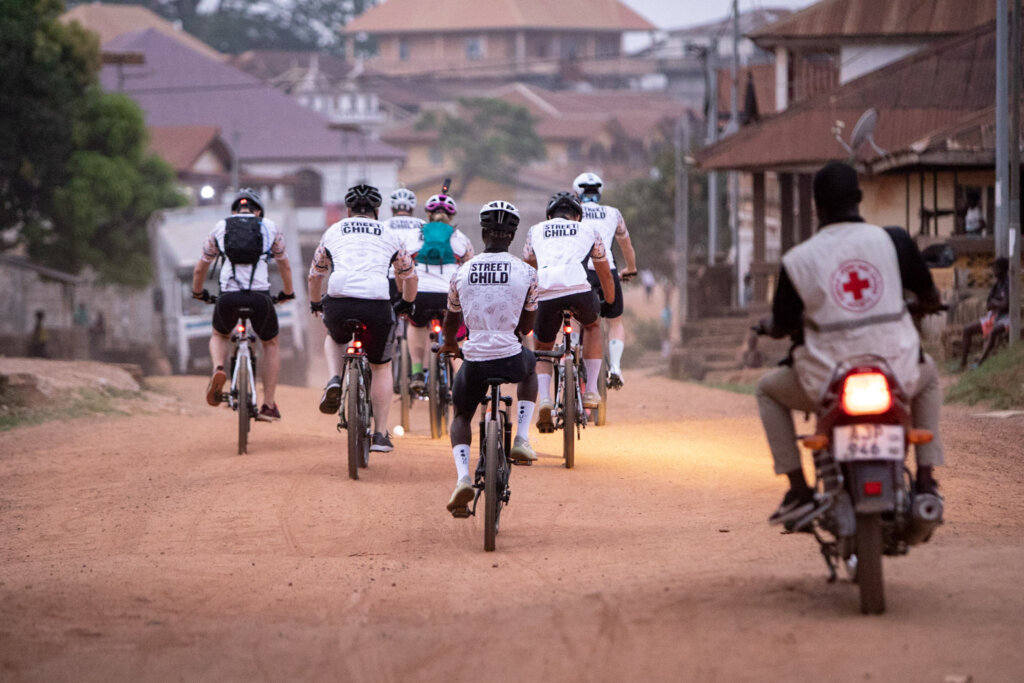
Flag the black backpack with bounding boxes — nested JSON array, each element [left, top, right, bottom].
[[221, 215, 267, 289]]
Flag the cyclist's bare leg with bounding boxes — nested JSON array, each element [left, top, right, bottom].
[[209, 331, 230, 370], [261, 336, 280, 406], [407, 324, 428, 373], [324, 335, 345, 378], [369, 361, 392, 433]]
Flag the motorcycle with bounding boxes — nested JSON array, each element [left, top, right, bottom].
[[780, 354, 944, 614]]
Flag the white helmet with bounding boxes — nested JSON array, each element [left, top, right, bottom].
[[479, 200, 520, 231], [572, 172, 603, 203], [389, 188, 417, 212]]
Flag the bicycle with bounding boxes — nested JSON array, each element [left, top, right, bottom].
[[425, 311, 455, 440], [440, 348, 515, 552], [337, 320, 373, 480], [536, 310, 588, 469], [201, 294, 259, 455], [390, 315, 412, 432]]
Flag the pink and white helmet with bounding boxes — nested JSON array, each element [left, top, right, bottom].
[[425, 193, 457, 216]]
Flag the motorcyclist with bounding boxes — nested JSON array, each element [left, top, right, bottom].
[[756, 161, 945, 525]]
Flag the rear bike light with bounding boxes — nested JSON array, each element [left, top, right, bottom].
[[354, 340, 362, 349], [563, 324, 572, 335], [431, 320, 442, 334], [863, 481, 883, 496], [236, 323, 246, 334], [841, 372, 892, 416]]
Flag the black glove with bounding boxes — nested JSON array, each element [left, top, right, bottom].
[[273, 291, 296, 304], [193, 289, 213, 303], [393, 299, 414, 317], [310, 300, 324, 315]]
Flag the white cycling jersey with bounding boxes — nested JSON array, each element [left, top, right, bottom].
[[581, 203, 628, 271], [523, 218, 607, 301], [309, 216, 414, 300], [448, 251, 538, 362], [200, 217, 286, 293], [383, 215, 425, 279], [408, 227, 475, 293]]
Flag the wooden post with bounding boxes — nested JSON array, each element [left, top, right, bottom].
[[798, 173, 814, 242], [779, 172, 795, 253], [753, 172, 767, 302]]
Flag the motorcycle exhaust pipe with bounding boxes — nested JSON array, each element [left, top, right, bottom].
[[905, 493, 944, 545]]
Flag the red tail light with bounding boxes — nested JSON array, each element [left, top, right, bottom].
[[354, 340, 362, 349], [431, 319, 442, 334], [863, 481, 883, 496], [236, 323, 246, 334], [841, 372, 892, 416], [563, 324, 572, 335]]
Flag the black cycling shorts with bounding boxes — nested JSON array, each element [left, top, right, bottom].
[[408, 291, 449, 328], [452, 348, 536, 418], [587, 269, 624, 319], [322, 297, 395, 365], [533, 290, 601, 344], [212, 291, 278, 341]]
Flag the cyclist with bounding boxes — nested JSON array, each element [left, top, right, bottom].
[[406, 193, 474, 393], [574, 172, 638, 389], [192, 188, 295, 421], [438, 200, 539, 514], [308, 184, 418, 452], [383, 188, 425, 304], [523, 191, 615, 431]]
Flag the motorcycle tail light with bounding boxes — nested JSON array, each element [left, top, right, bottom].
[[841, 372, 892, 416], [354, 340, 362, 349], [863, 481, 883, 496]]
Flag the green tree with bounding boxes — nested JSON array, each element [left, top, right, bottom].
[[416, 98, 546, 193], [2, 0, 184, 286]]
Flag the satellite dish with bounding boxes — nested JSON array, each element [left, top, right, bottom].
[[836, 108, 887, 159]]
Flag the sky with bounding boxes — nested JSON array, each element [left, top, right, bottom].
[[620, 0, 815, 31]]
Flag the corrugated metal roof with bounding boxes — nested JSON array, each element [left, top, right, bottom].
[[698, 21, 1007, 171], [100, 30, 405, 163], [61, 3, 225, 62], [345, 0, 655, 34], [751, 0, 997, 45]]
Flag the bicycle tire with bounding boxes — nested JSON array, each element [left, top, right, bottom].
[[563, 360, 575, 469], [359, 363, 370, 469], [347, 366, 360, 480], [596, 354, 608, 426], [440, 356, 452, 436], [237, 362, 249, 455], [428, 351, 442, 439], [398, 337, 411, 431], [484, 419, 499, 552]]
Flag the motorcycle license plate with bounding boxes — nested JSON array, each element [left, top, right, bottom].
[[833, 424, 904, 462]]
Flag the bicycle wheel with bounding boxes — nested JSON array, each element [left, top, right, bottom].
[[347, 366, 361, 480], [359, 363, 371, 469], [428, 351, 442, 439], [440, 357, 452, 436], [596, 354, 608, 427], [237, 362, 249, 455], [398, 337, 411, 431], [484, 419, 500, 552], [562, 359, 575, 469]]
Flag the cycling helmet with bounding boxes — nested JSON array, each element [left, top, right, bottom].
[[389, 187, 417, 213], [572, 172, 603, 203], [546, 191, 583, 219], [232, 187, 264, 214], [344, 184, 383, 213], [479, 200, 520, 232], [425, 194, 457, 216]]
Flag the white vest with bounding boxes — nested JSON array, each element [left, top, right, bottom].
[[782, 222, 921, 402]]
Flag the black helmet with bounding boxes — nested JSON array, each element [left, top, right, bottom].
[[479, 200, 520, 232], [232, 187, 264, 214], [344, 184, 383, 213], [546, 191, 582, 219]]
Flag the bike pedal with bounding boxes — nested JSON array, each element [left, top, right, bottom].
[[511, 458, 533, 466], [449, 507, 472, 519], [537, 425, 554, 434]]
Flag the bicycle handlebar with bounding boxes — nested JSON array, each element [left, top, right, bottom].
[[431, 342, 463, 359]]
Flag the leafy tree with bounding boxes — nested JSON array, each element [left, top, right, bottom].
[[416, 98, 546, 193], [2, 0, 184, 286]]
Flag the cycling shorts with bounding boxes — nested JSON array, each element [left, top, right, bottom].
[[213, 291, 278, 341], [322, 297, 395, 365], [408, 292, 449, 328], [452, 348, 536, 418], [586, 269, 624, 319], [533, 291, 600, 344]]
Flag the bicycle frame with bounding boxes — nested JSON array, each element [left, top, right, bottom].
[[228, 318, 258, 412], [551, 312, 587, 434], [338, 323, 372, 480]]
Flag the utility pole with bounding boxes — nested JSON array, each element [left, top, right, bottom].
[[706, 38, 720, 266], [1010, 0, 1021, 346], [675, 117, 690, 328], [997, 0, 1009, 258]]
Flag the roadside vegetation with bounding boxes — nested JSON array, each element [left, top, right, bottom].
[[946, 342, 1024, 409], [0, 386, 141, 432]]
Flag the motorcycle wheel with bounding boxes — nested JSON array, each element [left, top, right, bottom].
[[855, 512, 885, 614]]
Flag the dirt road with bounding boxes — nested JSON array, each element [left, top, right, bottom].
[[1, 369, 1022, 682]]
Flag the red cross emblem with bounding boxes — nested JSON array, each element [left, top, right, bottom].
[[831, 260, 884, 312]]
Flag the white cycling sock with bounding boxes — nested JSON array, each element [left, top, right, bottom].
[[453, 444, 470, 480], [585, 359, 602, 395], [608, 339, 624, 374], [537, 373, 552, 402], [516, 400, 535, 440]]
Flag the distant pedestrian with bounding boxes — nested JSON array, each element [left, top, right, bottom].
[[640, 269, 656, 303], [964, 190, 986, 236], [28, 310, 48, 358]]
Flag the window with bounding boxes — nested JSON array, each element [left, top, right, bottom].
[[466, 36, 484, 61], [399, 38, 410, 61]]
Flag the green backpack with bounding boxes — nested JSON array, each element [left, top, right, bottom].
[[416, 221, 457, 267]]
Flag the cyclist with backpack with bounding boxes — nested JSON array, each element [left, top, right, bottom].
[[308, 184, 418, 453], [383, 188, 425, 304], [406, 193, 474, 392], [191, 188, 296, 421]]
